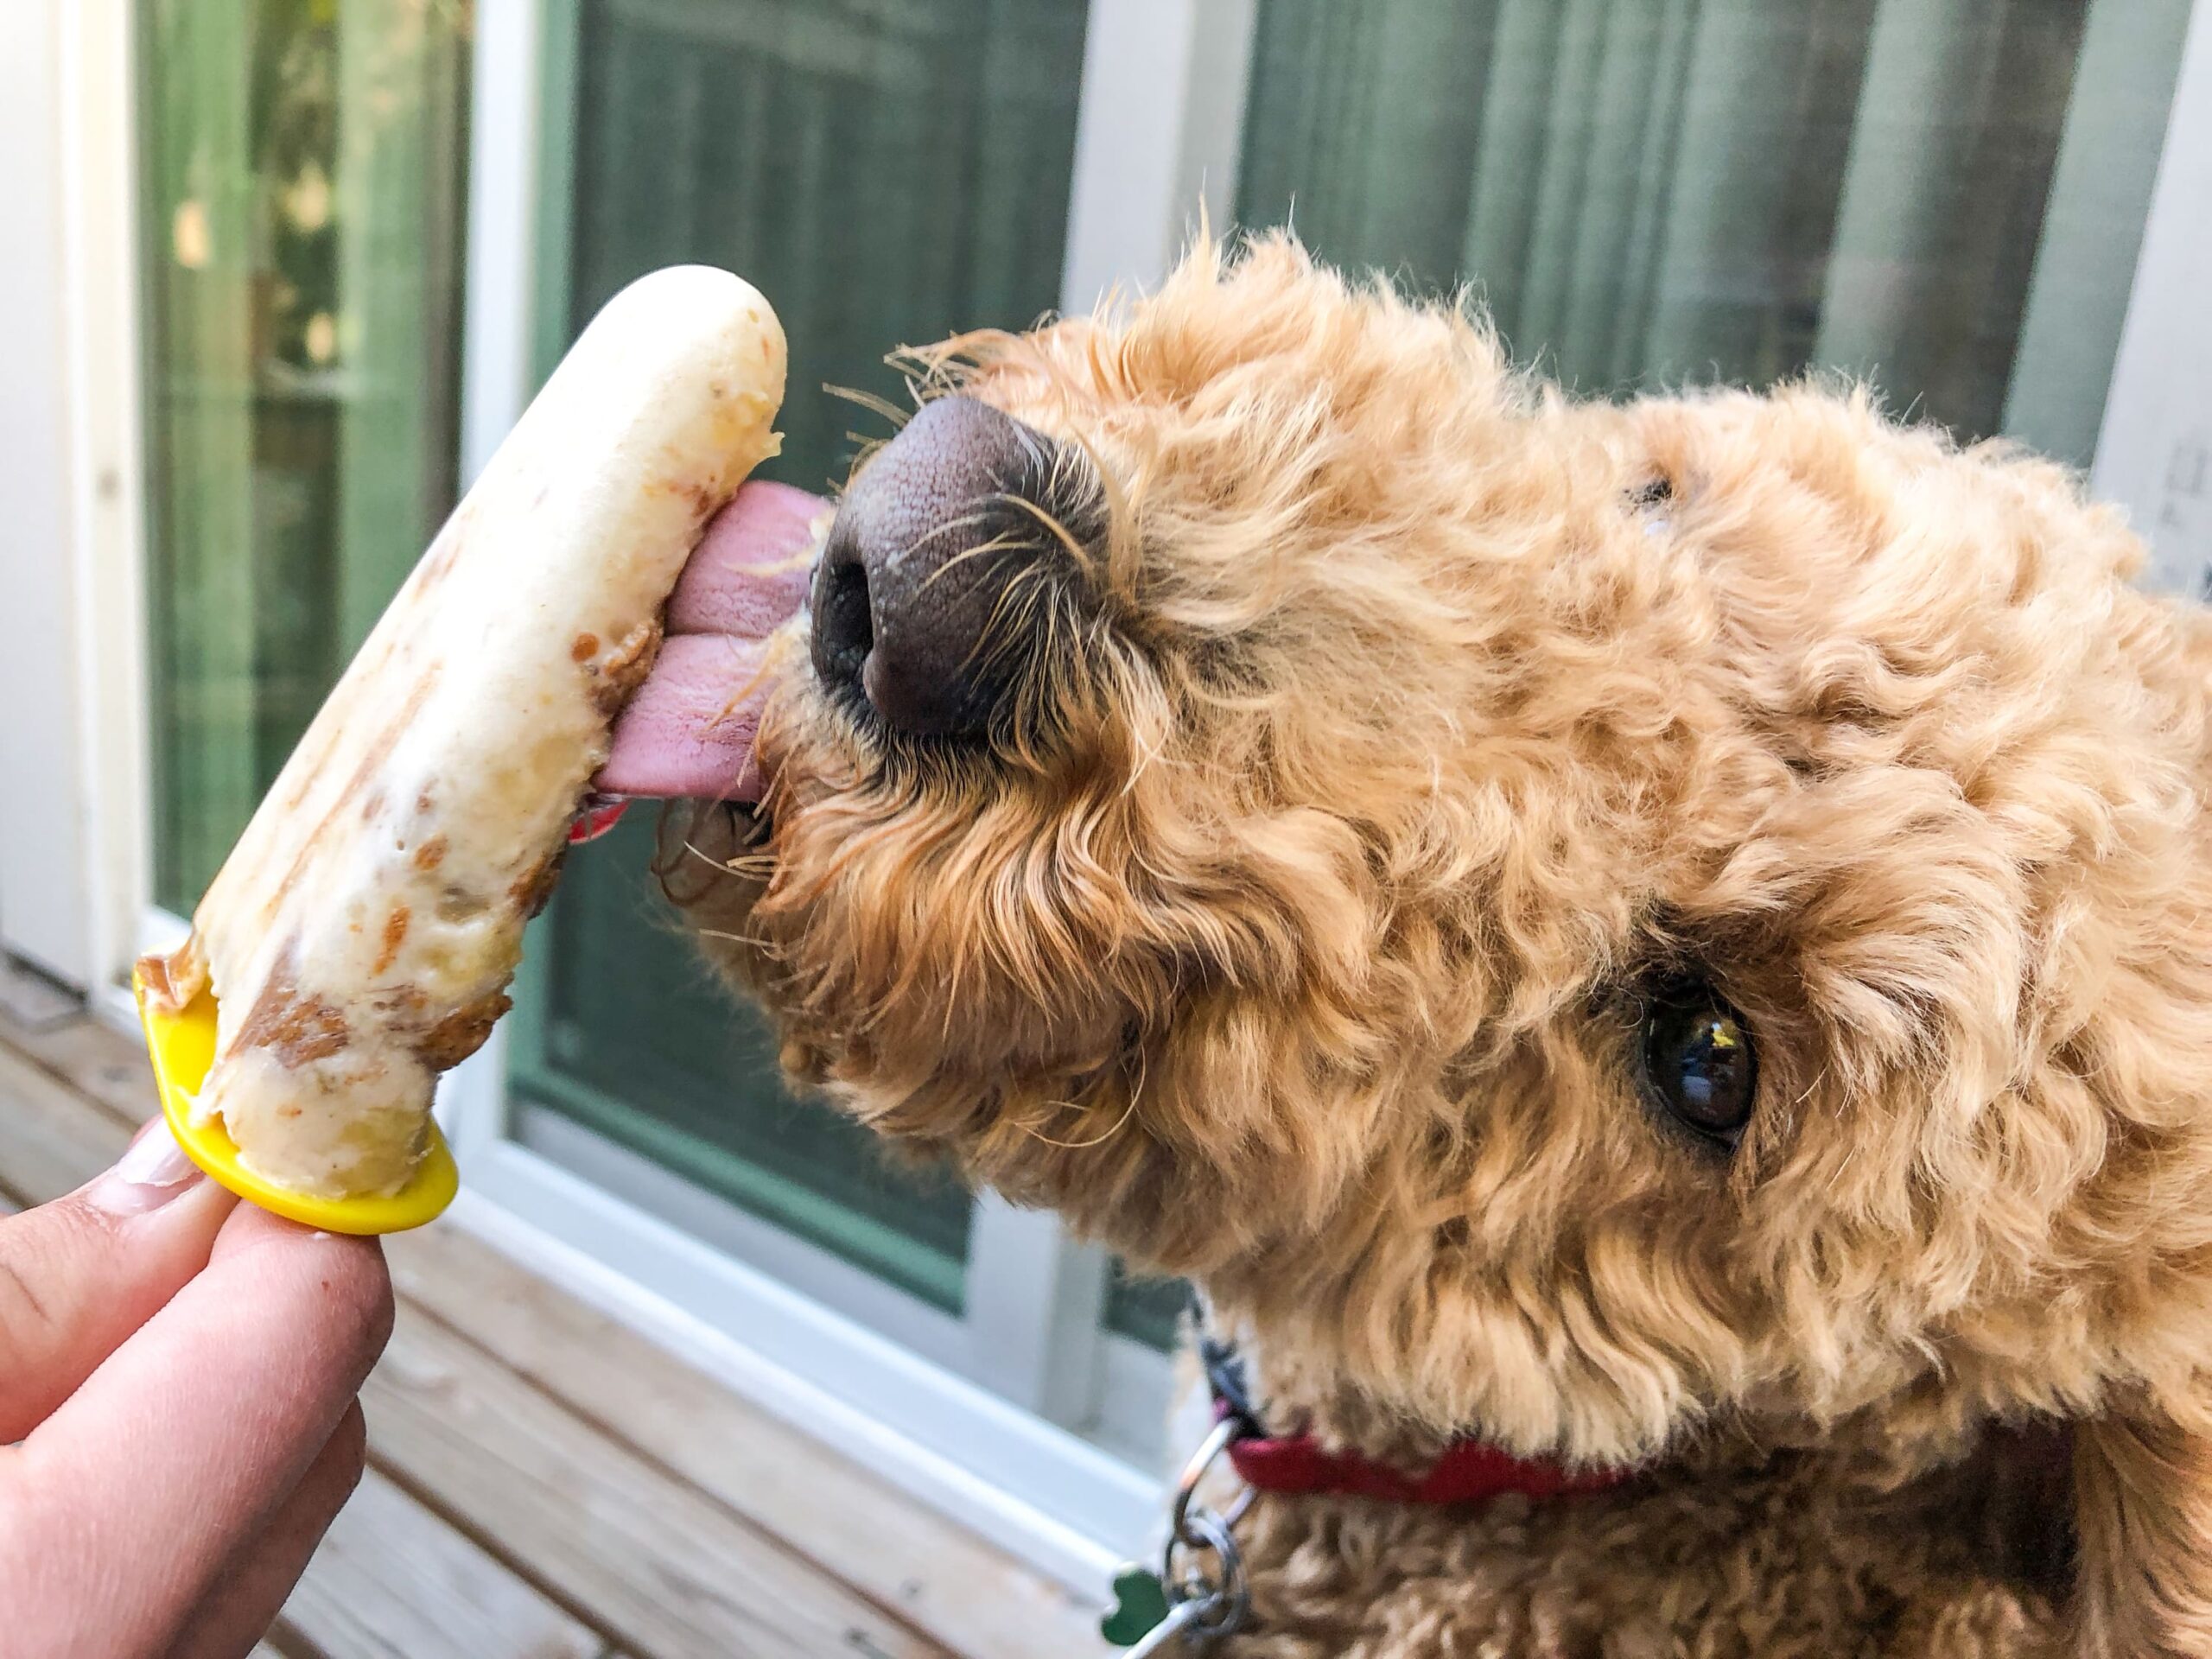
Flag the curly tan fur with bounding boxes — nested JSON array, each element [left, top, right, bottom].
[[676, 234, 2212, 1656]]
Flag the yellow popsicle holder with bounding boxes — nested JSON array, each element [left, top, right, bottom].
[[132, 971, 459, 1235]]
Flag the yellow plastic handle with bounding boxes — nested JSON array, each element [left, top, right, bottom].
[[132, 972, 458, 1236]]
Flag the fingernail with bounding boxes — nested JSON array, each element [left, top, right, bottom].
[[89, 1122, 203, 1213]]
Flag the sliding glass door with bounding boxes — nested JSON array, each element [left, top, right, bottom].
[[137, 0, 468, 912], [1236, 0, 2191, 464], [505, 0, 1092, 1319]]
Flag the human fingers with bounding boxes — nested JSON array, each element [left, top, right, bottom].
[[0, 1203, 391, 1656], [0, 1122, 238, 1441], [163, 1401, 367, 1659]]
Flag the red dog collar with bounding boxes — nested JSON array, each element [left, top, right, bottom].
[[1227, 1424, 1632, 1504], [1199, 1319, 1633, 1506]]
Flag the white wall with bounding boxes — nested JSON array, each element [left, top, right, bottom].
[[0, 0, 149, 996], [0, 0, 94, 986]]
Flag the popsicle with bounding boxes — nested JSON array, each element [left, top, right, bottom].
[[134, 264, 787, 1224]]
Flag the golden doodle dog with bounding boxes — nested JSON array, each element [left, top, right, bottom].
[[670, 233, 2212, 1656]]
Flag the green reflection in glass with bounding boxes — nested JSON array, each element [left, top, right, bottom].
[[138, 0, 469, 912], [512, 0, 1092, 1308]]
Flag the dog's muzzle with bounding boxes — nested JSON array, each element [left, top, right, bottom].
[[810, 395, 1069, 739]]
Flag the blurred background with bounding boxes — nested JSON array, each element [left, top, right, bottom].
[[2, 2, 2207, 1655]]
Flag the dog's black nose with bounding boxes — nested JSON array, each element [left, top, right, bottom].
[[810, 396, 1061, 739]]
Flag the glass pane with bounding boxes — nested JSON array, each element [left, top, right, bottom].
[[1105, 1263, 1189, 1353], [509, 816, 974, 1310], [511, 0, 1092, 1308], [138, 0, 470, 913], [1236, 0, 2190, 466]]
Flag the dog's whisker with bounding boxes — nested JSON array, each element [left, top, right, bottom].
[[915, 528, 1040, 600], [678, 836, 737, 874], [1004, 493, 1096, 570], [709, 631, 798, 728], [691, 925, 772, 950], [1013, 1092, 1139, 1152], [823, 382, 913, 430]]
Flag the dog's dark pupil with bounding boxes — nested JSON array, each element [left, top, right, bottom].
[[1643, 988, 1756, 1141]]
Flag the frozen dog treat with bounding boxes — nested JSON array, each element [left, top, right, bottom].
[[137, 265, 786, 1199]]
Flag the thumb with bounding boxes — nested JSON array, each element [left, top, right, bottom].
[[0, 1122, 238, 1441]]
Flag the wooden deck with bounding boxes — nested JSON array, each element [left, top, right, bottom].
[[0, 963, 1110, 1659]]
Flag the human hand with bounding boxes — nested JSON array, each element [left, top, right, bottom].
[[0, 1124, 394, 1657]]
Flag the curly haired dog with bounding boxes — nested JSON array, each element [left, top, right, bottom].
[[669, 234, 2212, 1656]]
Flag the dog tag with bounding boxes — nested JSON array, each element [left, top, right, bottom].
[[1101, 1564, 1171, 1646], [1120, 1597, 1212, 1657]]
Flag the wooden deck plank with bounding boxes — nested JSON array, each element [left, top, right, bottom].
[[0, 1075, 605, 1659], [6, 1007, 163, 1122], [280, 1467, 607, 1659], [387, 1226, 1109, 1658], [0, 970, 171, 1135], [0, 959, 84, 1033], [366, 1304, 944, 1658], [0, 1039, 132, 1204]]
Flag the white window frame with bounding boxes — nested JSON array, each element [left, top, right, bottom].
[[10, 0, 2209, 1599], [2094, 0, 2212, 594]]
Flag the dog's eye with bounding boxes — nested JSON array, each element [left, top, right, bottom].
[[1637, 981, 1757, 1147]]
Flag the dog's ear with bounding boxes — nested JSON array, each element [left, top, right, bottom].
[[2070, 1390, 2212, 1655]]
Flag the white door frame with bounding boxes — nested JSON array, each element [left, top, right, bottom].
[[0, 0, 150, 999]]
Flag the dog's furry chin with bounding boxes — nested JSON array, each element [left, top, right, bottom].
[[674, 234, 2212, 1656]]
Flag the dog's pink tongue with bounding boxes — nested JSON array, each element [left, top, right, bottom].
[[596, 480, 823, 802]]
